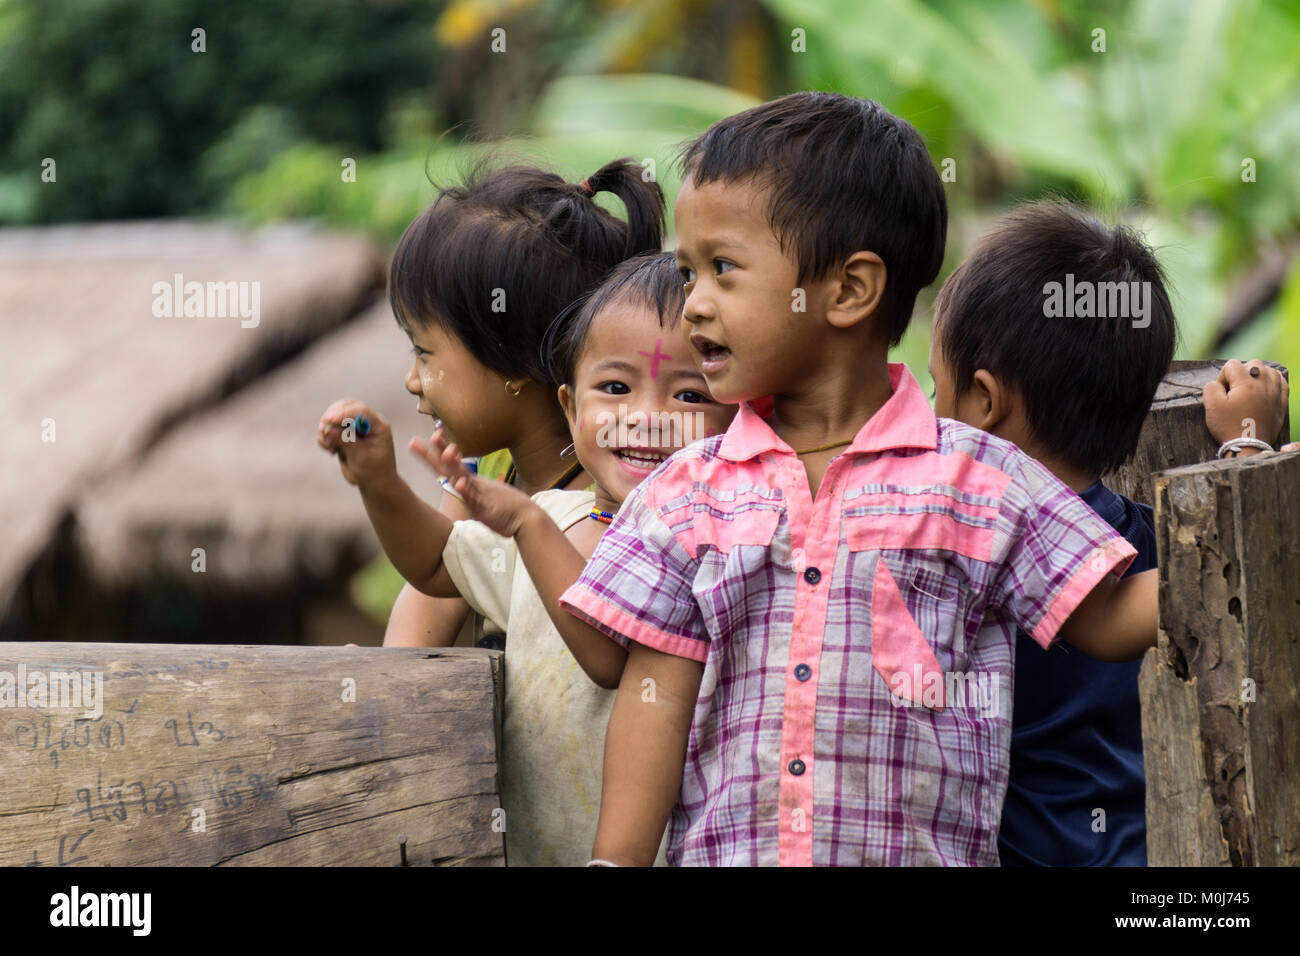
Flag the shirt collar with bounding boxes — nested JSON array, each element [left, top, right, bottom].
[[717, 363, 938, 462], [1078, 479, 1125, 528]]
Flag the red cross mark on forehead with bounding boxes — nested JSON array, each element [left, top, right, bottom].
[[639, 338, 673, 379]]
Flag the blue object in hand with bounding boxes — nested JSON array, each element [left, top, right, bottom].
[[354, 415, 371, 437]]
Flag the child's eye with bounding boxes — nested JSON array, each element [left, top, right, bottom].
[[411, 345, 428, 357], [929, 387, 936, 401], [597, 381, 630, 395], [675, 389, 710, 404], [679, 266, 696, 285], [714, 259, 735, 276]]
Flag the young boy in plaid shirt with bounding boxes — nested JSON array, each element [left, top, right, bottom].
[[560, 92, 1160, 866]]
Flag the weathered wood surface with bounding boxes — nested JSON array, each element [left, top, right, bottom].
[[0, 643, 504, 866], [0, 223, 385, 620], [1141, 449, 1300, 865], [75, 300, 445, 593], [1103, 359, 1290, 505]]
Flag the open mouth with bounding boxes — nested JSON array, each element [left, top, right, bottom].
[[417, 403, 442, 428], [614, 447, 670, 472], [689, 332, 731, 372]]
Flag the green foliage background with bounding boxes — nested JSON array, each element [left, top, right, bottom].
[[3, 0, 1297, 622], [0, 0, 440, 221], [5, 0, 1293, 405]]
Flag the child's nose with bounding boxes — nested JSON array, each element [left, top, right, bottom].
[[404, 361, 422, 396], [682, 285, 714, 324]]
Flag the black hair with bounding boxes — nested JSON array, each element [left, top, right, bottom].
[[547, 251, 685, 387], [389, 156, 666, 387], [678, 91, 947, 346], [934, 200, 1178, 476]]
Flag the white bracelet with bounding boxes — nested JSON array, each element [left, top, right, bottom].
[[1216, 437, 1273, 459], [586, 858, 622, 867]]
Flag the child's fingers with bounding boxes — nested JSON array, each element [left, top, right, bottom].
[[408, 437, 447, 475], [427, 428, 451, 462], [318, 422, 346, 454], [320, 399, 361, 428], [1261, 363, 1285, 398], [320, 399, 383, 437], [431, 437, 473, 481], [1219, 358, 1277, 393], [1202, 377, 1228, 406], [408, 435, 466, 483], [1217, 359, 1251, 391]]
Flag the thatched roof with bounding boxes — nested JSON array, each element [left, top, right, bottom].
[[0, 222, 385, 616], [76, 300, 445, 589]]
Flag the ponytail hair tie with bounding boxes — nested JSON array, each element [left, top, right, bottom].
[[578, 178, 594, 197]]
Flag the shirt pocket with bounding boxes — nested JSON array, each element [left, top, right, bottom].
[[690, 492, 783, 644], [867, 557, 948, 710], [690, 490, 782, 556], [845, 506, 987, 708]]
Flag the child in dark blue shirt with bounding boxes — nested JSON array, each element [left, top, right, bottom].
[[928, 201, 1290, 866], [1003, 483, 1154, 865]]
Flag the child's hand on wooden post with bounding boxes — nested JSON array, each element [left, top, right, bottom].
[[409, 428, 537, 538], [1203, 359, 1290, 455], [317, 399, 397, 488]]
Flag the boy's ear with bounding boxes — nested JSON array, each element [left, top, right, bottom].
[[824, 251, 887, 331], [969, 369, 1012, 433]]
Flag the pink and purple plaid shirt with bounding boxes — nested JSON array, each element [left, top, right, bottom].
[[561, 363, 1136, 866]]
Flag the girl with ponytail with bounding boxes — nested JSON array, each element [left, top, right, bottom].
[[317, 157, 669, 865], [359, 156, 668, 652]]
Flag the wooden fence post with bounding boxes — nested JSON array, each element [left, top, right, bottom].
[[1102, 359, 1293, 865], [0, 644, 504, 866], [1141, 449, 1300, 865]]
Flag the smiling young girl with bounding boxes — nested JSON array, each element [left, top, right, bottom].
[[407, 252, 736, 863], [344, 157, 666, 651]]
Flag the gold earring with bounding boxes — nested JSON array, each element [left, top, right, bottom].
[[505, 379, 523, 397]]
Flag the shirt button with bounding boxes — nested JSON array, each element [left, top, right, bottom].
[[803, 566, 821, 585], [794, 663, 811, 682], [789, 759, 806, 776]]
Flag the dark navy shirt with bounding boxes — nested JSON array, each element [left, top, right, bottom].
[[998, 480, 1155, 867]]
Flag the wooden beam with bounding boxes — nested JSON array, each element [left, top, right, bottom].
[[0, 644, 504, 866], [1141, 449, 1300, 865]]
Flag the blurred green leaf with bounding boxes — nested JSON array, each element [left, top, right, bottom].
[[763, 0, 1121, 190], [234, 73, 762, 241], [1275, 260, 1300, 428], [350, 554, 408, 627], [532, 73, 760, 138]]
